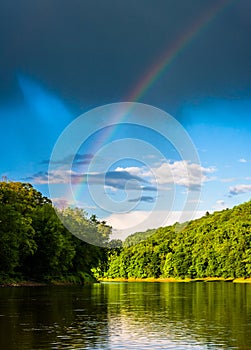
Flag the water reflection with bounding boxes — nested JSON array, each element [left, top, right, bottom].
[[106, 282, 251, 349], [0, 285, 109, 349], [0, 283, 250, 349]]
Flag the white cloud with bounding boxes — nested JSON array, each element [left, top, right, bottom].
[[213, 199, 227, 211], [115, 161, 216, 192], [150, 160, 215, 191], [239, 158, 248, 163], [28, 168, 156, 191], [228, 184, 251, 196], [25, 169, 79, 185], [114, 166, 157, 182], [115, 166, 149, 178], [29, 159, 215, 196], [105, 210, 207, 240]]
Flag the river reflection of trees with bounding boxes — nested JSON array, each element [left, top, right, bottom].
[[0, 285, 109, 349], [0, 283, 250, 349], [105, 282, 251, 349]]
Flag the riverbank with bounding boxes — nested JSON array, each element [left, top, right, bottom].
[[0, 281, 96, 287], [99, 277, 251, 283], [2, 277, 251, 287], [0, 281, 47, 287], [0, 278, 96, 287]]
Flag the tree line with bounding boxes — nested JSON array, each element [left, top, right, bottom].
[[105, 201, 251, 279], [1, 181, 251, 283], [0, 181, 110, 283]]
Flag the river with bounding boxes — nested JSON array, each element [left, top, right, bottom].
[[0, 282, 250, 349]]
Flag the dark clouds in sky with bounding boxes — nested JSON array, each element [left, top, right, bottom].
[[41, 153, 94, 166], [24, 169, 157, 192], [1, 0, 251, 112]]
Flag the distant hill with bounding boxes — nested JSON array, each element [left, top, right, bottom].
[[104, 201, 251, 279], [123, 228, 157, 247]]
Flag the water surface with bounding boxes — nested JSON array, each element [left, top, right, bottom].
[[0, 282, 250, 349]]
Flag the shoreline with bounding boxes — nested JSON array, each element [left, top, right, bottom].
[[0, 280, 92, 287], [0, 281, 47, 287], [99, 277, 251, 283], [1, 277, 251, 287]]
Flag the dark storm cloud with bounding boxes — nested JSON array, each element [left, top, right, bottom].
[[1, 0, 250, 112]]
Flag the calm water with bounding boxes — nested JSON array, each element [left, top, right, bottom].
[[0, 282, 251, 349]]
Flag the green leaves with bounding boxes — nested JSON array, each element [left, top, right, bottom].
[[105, 201, 251, 279], [0, 182, 110, 283]]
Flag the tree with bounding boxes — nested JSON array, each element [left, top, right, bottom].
[[0, 181, 110, 283], [104, 200, 251, 280]]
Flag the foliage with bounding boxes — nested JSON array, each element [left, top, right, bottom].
[[2, 181, 251, 283], [123, 229, 156, 247], [0, 181, 110, 283], [105, 202, 251, 279]]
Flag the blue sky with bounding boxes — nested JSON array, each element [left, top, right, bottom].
[[1, 0, 251, 238]]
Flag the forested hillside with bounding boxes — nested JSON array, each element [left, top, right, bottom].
[[105, 202, 251, 279], [0, 181, 110, 284], [1, 181, 251, 284]]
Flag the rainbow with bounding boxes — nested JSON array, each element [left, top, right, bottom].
[[81, 0, 235, 147], [88, 0, 235, 150], [73, 0, 235, 207], [126, 0, 235, 102]]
